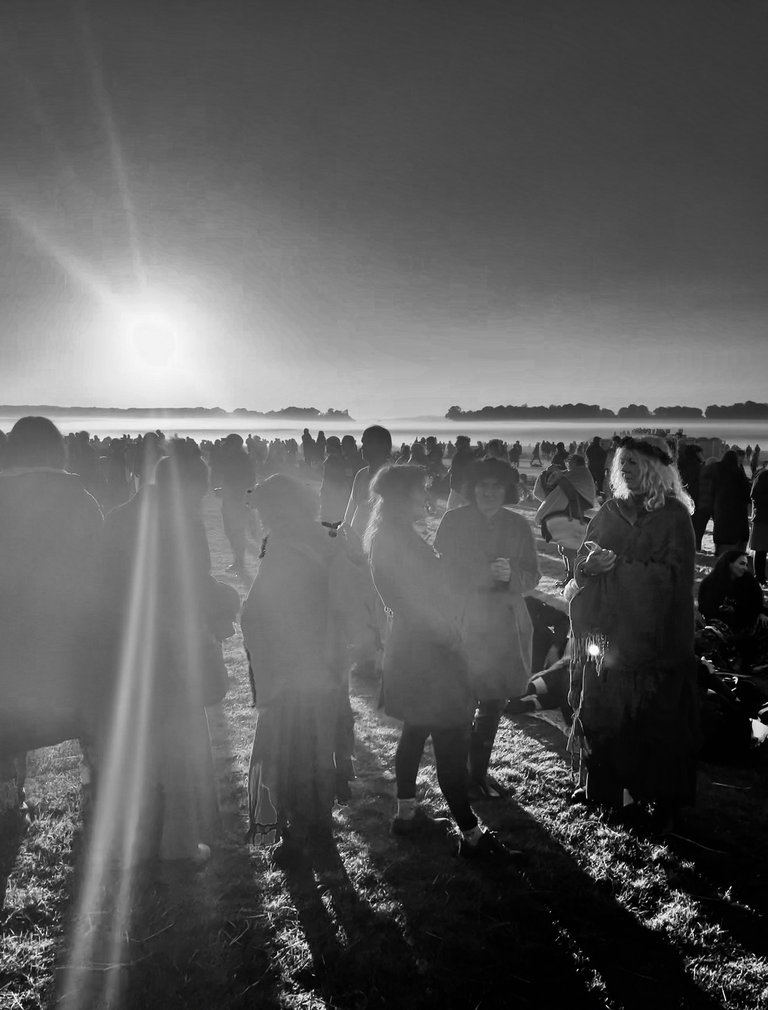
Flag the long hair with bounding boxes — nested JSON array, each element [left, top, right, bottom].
[[363, 464, 424, 556], [703, 549, 751, 604], [609, 436, 694, 514]]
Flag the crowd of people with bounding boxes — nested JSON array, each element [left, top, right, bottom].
[[1, 416, 767, 885]]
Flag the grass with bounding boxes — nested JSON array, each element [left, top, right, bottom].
[[2, 472, 768, 1009]]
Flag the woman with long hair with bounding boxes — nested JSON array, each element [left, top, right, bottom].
[[566, 436, 699, 832], [698, 550, 768, 672], [365, 465, 522, 860]]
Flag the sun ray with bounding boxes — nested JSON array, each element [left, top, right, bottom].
[[59, 464, 158, 1008], [74, 5, 147, 290]]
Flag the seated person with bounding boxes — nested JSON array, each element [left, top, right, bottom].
[[506, 597, 571, 718], [698, 551, 768, 672]]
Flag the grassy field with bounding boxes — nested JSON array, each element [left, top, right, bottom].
[[2, 475, 768, 1009]]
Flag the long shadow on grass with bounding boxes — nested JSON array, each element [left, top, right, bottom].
[[54, 711, 287, 1010], [346, 796, 724, 1010], [275, 838, 429, 1010], [519, 714, 768, 962]]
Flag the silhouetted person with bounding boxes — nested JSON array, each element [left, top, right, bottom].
[[320, 436, 351, 528], [712, 450, 751, 556], [678, 444, 706, 550], [212, 433, 256, 575], [750, 468, 768, 586], [343, 425, 392, 540], [0, 417, 104, 797], [751, 444, 762, 479], [446, 435, 475, 509], [99, 449, 237, 863], [585, 436, 607, 494]]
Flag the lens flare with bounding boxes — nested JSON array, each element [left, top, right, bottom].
[[58, 449, 220, 1008]]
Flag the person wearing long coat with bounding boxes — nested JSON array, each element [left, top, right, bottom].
[[1, 417, 104, 851], [567, 436, 699, 830], [242, 474, 367, 867], [435, 458, 540, 797], [749, 468, 768, 585], [712, 451, 751, 555], [367, 464, 522, 859], [100, 450, 233, 863]]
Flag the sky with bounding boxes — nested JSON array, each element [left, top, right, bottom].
[[1, 0, 767, 418]]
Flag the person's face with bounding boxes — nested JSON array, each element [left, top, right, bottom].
[[474, 478, 506, 516], [618, 450, 642, 493], [729, 554, 750, 579]]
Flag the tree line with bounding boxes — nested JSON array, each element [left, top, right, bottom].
[[446, 402, 768, 421]]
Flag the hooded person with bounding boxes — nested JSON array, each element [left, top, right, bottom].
[[434, 458, 540, 798]]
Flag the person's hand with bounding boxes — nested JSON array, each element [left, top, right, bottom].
[[490, 557, 512, 582], [581, 541, 616, 576]]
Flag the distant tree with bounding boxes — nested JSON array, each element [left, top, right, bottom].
[[617, 404, 651, 418], [653, 406, 703, 418], [705, 401, 768, 419]]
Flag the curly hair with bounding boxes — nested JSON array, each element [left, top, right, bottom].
[[609, 436, 694, 514]]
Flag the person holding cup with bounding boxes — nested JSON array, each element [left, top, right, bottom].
[[435, 458, 540, 799]]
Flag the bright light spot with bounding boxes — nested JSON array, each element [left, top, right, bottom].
[[126, 310, 178, 367], [587, 643, 601, 657], [114, 292, 187, 370], [131, 316, 177, 364]]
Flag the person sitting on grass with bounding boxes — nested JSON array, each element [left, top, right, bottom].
[[698, 550, 768, 674], [365, 464, 525, 862]]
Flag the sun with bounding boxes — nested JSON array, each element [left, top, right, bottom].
[[119, 300, 181, 368], [129, 314, 177, 366]]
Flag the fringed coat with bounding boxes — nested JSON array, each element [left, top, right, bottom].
[[568, 496, 699, 808]]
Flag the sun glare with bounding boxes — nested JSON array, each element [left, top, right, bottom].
[[124, 307, 179, 367]]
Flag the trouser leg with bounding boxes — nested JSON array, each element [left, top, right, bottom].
[[395, 724, 429, 799], [431, 726, 477, 832], [468, 699, 504, 784], [692, 510, 709, 551]]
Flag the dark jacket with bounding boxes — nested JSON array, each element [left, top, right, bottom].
[[712, 462, 751, 545], [370, 525, 473, 727], [0, 469, 103, 756], [698, 571, 765, 633]]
